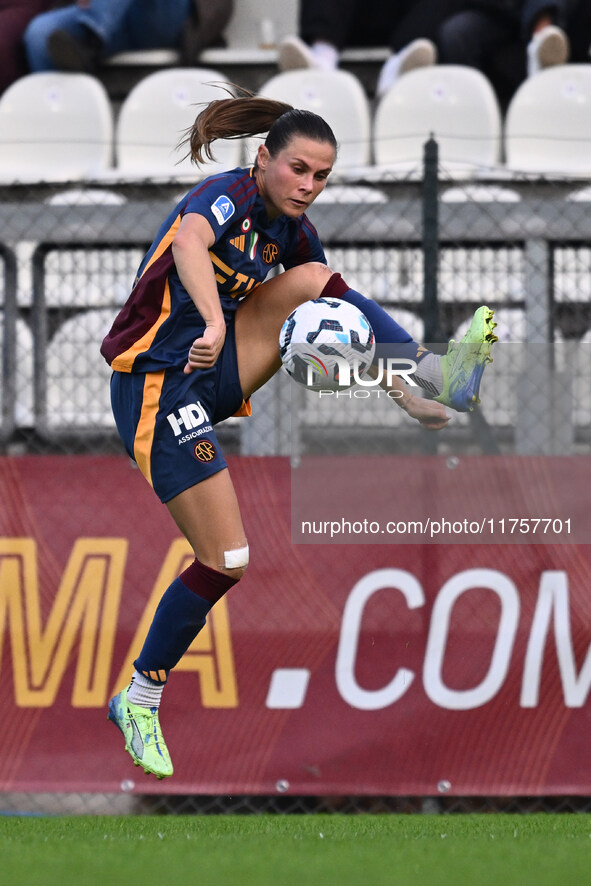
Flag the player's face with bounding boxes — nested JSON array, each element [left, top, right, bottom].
[[255, 136, 335, 219]]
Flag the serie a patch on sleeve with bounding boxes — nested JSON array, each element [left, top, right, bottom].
[[211, 195, 235, 225]]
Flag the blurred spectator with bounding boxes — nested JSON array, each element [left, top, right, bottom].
[[561, 0, 591, 67], [180, 0, 233, 65], [438, 1, 590, 105], [24, 0, 233, 74], [0, 0, 55, 94], [278, 0, 465, 98]]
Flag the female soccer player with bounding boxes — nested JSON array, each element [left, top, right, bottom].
[[101, 90, 497, 778]]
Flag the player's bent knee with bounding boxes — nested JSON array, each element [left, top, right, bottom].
[[285, 261, 333, 295], [306, 262, 334, 286]]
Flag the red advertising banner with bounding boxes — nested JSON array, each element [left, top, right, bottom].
[[0, 454, 590, 797]]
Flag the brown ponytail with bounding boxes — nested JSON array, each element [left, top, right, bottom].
[[181, 85, 293, 164], [180, 83, 338, 166]]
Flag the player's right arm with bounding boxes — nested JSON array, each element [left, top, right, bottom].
[[172, 212, 226, 374]]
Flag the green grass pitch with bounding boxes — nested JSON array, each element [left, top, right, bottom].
[[2, 813, 591, 886]]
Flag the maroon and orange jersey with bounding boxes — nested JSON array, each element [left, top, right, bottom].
[[101, 166, 326, 373]]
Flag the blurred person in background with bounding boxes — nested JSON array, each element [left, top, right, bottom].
[[23, 0, 233, 74], [437, 0, 591, 106], [278, 0, 465, 98], [0, 0, 54, 94]]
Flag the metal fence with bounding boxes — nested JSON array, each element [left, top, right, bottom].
[[3, 790, 591, 817], [1, 151, 589, 462], [1, 147, 590, 815]]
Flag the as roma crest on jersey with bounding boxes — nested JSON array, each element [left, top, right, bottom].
[[262, 242, 279, 264], [194, 440, 217, 462]]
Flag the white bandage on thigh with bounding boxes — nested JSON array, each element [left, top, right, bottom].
[[224, 544, 249, 570]]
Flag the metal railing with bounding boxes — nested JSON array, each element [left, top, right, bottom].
[[1, 150, 590, 459]]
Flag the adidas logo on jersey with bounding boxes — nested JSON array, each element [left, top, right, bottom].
[[230, 234, 246, 251]]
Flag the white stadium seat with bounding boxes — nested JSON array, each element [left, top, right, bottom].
[[574, 329, 591, 427], [505, 65, 591, 175], [0, 73, 113, 182], [222, 0, 297, 49], [115, 68, 243, 178], [438, 246, 525, 304], [252, 69, 372, 172], [323, 245, 423, 304], [44, 308, 117, 431], [0, 314, 34, 429], [552, 245, 591, 303], [373, 65, 502, 177], [40, 246, 143, 309]]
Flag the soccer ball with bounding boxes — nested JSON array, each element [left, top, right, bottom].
[[279, 297, 375, 391]]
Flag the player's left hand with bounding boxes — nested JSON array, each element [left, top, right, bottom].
[[401, 394, 450, 430], [184, 323, 226, 373]]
